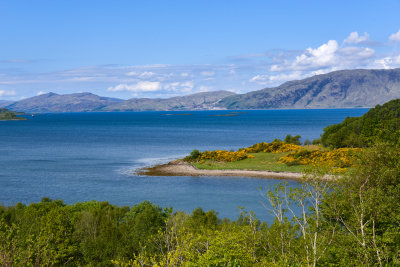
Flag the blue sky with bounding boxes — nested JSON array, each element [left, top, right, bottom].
[[1, 0, 400, 100]]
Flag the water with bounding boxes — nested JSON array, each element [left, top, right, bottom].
[[0, 109, 368, 221]]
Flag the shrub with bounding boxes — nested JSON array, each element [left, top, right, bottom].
[[190, 149, 200, 159], [243, 141, 302, 153], [278, 147, 363, 172]]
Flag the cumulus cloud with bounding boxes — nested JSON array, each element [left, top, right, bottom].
[[37, 91, 46, 95], [389, 29, 400, 42], [271, 40, 339, 72], [107, 81, 161, 92], [270, 38, 376, 74], [0, 90, 16, 97], [344, 32, 370, 44]]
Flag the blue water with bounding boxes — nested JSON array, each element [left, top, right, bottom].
[[0, 109, 368, 221]]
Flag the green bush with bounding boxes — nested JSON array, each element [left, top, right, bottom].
[[190, 149, 200, 159]]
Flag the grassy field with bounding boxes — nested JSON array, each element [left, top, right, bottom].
[[193, 152, 306, 173]]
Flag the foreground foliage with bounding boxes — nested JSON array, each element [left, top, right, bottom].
[[1, 145, 399, 266]]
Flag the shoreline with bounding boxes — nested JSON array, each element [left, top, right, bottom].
[[136, 160, 304, 180]]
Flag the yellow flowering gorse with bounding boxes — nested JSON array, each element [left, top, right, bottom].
[[197, 150, 249, 162], [242, 141, 302, 153], [278, 148, 363, 171]]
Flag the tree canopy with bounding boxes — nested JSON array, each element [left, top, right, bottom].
[[321, 99, 400, 148]]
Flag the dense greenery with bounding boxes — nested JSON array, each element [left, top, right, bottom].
[[321, 99, 400, 148], [1, 144, 399, 266]]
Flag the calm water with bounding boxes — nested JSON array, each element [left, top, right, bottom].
[[0, 109, 368, 221]]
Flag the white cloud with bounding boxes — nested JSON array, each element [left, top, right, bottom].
[[37, 91, 46, 95], [249, 74, 268, 83], [0, 90, 16, 97], [200, 71, 215, 77], [268, 72, 305, 82], [389, 29, 400, 42], [139, 71, 155, 78], [126, 71, 137, 76], [164, 81, 194, 93], [180, 72, 189, 77], [374, 54, 400, 69], [271, 40, 339, 72], [270, 38, 376, 74], [250, 72, 304, 85], [344, 32, 370, 44], [107, 81, 161, 92]]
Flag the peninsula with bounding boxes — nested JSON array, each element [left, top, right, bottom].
[[139, 98, 400, 180]]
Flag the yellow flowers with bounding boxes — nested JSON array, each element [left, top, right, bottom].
[[197, 150, 249, 162], [243, 141, 302, 153], [278, 148, 363, 171]]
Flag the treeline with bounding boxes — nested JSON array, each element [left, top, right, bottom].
[[1, 144, 400, 266], [321, 99, 400, 148]]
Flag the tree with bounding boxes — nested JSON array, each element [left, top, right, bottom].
[[284, 134, 302, 145], [323, 144, 400, 266]]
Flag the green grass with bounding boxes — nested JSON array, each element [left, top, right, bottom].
[[193, 152, 306, 173]]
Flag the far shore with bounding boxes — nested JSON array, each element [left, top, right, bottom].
[[136, 160, 305, 180]]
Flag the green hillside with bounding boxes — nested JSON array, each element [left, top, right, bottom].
[[321, 99, 400, 148]]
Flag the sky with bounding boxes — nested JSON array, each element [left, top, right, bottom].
[[1, 0, 400, 100]]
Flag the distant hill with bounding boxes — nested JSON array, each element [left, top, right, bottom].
[[4, 92, 124, 113], [102, 91, 236, 111], [217, 68, 400, 109], [3, 68, 400, 112], [321, 98, 400, 148]]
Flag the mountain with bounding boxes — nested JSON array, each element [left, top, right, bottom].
[[217, 68, 400, 109], [0, 100, 12, 107], [4, 92, 123, 113], [102, 90, 236, 111]]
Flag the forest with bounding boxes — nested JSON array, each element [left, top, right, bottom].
[[1, 100, 400, 266]]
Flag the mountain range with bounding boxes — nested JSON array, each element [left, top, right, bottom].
[[1, 68, 400, 113], [218, 68, 400, 109], [1, 92, 123, 113]]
